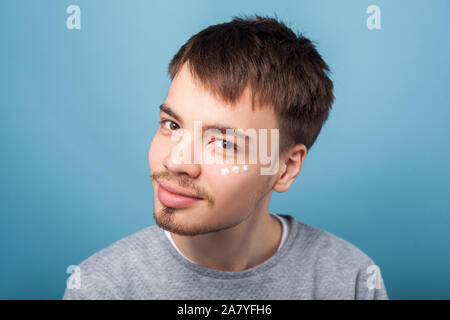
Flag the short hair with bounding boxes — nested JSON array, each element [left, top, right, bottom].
[[168, 14, 334, 154]]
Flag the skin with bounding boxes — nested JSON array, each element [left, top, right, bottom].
[[149, 62, 307, 272]]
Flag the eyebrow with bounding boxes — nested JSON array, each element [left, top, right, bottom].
[[159, 103, 252, 142]]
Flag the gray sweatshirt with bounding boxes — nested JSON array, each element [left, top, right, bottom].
[[62, 214, 389, 299]]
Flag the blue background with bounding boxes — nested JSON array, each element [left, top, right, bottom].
[[1, 0, 449, 299]]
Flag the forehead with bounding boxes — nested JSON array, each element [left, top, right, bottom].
[[164, 63, 278, 130]]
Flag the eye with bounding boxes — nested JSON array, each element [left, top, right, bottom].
[[213, 138, 237, 151], [160, 119, 179, 131]]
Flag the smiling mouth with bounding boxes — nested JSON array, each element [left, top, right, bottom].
[[158, 181, 203, 199], [157, 183, 203, 208]]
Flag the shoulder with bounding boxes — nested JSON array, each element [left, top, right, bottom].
[[63, 225, 161, 299], [294, 220, 375, 268], [80, 224, 161, 270], [289, 219, 389, 299]]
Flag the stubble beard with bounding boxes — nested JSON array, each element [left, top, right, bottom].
[[153, 183, 271, 236]]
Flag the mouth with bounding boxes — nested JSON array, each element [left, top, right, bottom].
[[157, 182, 203, 208]]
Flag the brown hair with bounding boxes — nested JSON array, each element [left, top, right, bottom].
[[168, 14, 334, 154]]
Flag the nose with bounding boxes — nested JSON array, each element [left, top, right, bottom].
[[163, 129, 201, 179]]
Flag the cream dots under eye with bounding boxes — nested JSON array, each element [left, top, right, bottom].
[[220, 167, 230, 176], [220, 165, 249, 176]]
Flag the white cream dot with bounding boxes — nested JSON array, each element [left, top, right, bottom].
[[232, 166, 239, 174], [221, 167, 230, 176], [242, 165, 248, 171]]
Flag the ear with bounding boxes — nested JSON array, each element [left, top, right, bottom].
[[273, 144, 307, 193]]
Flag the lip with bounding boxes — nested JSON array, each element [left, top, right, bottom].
[[157, 182, 203, 209], [158, 181, 203, 199]]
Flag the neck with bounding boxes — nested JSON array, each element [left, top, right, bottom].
[[170, 200, 282, 272]]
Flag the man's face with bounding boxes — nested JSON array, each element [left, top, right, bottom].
[[149, 63, 280, 236]]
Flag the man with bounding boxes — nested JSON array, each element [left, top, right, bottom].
[[63, 14, 389, 300]]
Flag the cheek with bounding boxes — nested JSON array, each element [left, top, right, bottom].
[[206, 163, 259, 197], [216, 163, 255, 178], [205, 164, 269, 216]]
